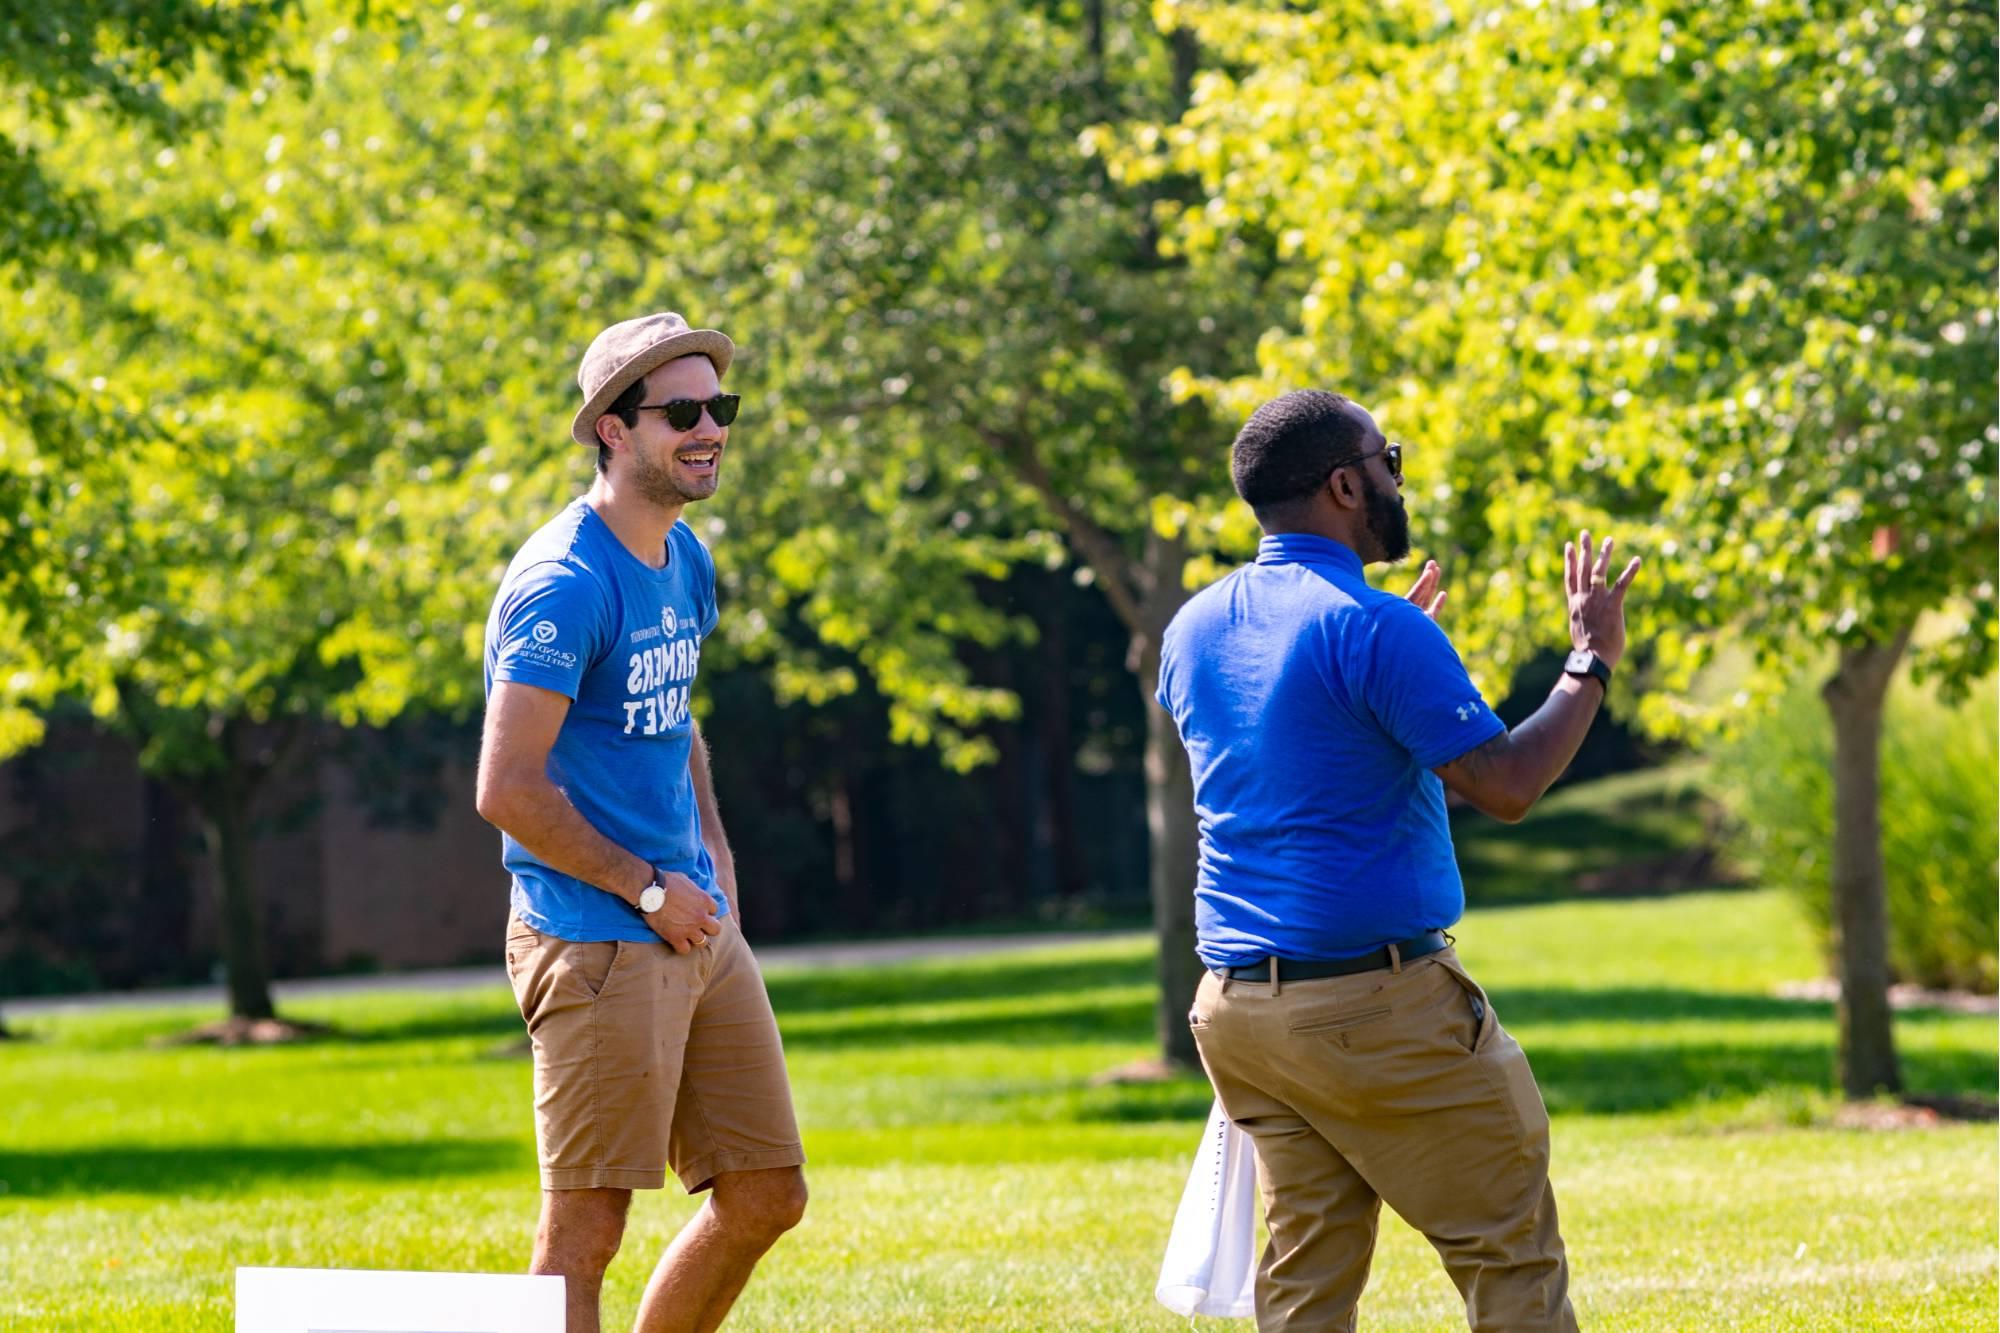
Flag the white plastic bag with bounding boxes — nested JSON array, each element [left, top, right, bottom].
[[1155, 1097, 1260, 1319]]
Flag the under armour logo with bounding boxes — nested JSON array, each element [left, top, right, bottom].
[[1455, 701, 1479, 722]]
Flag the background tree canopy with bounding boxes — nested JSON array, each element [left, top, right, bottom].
[[1120, 0, 1995, 1088], [1, 0, 1991, 1083]]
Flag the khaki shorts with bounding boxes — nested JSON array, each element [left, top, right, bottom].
[[505, 913, 804, 1193]]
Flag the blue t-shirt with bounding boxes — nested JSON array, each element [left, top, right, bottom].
[[483, 499, 725, 942], [1155, 533, 1506, 968]]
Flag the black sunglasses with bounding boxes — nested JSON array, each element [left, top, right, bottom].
[[635, 394, 740, 431], [1329, 441, 1402, 484]]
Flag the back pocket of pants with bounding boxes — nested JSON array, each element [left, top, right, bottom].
[[1288, 1003, 1392, 1035]]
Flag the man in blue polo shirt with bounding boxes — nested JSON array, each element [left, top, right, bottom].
[[1157, 389, 1641, 1331]]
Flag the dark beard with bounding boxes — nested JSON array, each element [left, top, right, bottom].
[[1363, 473, 1411, 563], [631, 447, 715, 507]]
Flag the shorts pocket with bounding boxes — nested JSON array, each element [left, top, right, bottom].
[[504, 916, 541, 973], [1433, 954, 1494, 1054], [559, 940, 622, 1001]]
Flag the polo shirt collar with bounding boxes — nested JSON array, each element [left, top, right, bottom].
[[1256, 533, 1363, 575]]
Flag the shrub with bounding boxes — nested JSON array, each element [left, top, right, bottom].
[[1711, 673, 1997, 993]]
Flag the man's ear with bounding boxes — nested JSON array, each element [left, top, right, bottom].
[[595, 415, 625, 451], [1328, 467, 1361, 510]]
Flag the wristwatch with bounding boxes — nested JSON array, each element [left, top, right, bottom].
[[1563, 648, 1613, 691], [637, 868, 667, 915]]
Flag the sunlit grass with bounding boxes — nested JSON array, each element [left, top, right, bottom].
[[3, 888, 1993, 1329]]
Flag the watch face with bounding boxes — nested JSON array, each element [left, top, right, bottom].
[[1566, 650, 1593, 673], [638, 886, 666, 914]]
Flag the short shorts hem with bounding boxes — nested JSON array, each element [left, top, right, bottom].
[[676, 1145, 808, 1194], [541, 1165, 668, 1191]]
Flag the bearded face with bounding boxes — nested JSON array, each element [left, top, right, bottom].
[[1362, 467, 1411, 564]]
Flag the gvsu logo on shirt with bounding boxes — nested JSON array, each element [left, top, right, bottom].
[[662, 605, 678, 638], [514, 619, 577, 670]]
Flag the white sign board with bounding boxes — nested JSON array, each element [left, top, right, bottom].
[[235, 1267, 565, 1333]]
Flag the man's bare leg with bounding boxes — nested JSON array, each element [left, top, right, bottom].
[[534, 1187, 633, 1333], [634, 1166, 808, 1333]]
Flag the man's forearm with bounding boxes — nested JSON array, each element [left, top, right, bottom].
[[1503, 674, 1604, 797], [701, 822, 737, 918], [483, 780, 651, 906]]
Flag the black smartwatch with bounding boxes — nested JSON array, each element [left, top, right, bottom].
[[1563, 649, 1612, 692]]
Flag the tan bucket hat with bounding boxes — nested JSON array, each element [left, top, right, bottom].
[[571, 312, 735, 447]]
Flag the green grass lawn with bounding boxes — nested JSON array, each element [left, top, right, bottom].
[[2, 888, 1994, 1330]]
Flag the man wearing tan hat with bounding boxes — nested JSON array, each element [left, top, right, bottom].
[[477, 313, 807, 1332]]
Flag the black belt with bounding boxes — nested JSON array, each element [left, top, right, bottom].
[[1218, 930, 1451, 983]]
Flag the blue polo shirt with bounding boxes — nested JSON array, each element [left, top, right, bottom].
[[483, 499, 724, 943], [1155, 533, 1505, 968]]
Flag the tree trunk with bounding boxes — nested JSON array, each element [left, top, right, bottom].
[[1821, 625, 1913, 1099], [1135, 534, 1200, 1068], [193, 770, 277, 1022], [137, 776, 196, 985], [988, 683, 1033, 919], [830, 778, 860, 914]]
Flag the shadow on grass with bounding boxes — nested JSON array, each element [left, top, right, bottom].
[[1492, 986, 1830, 1025], [1058, 1037, 1998, 1124], [1527, 1041, 1998, 1116], [343, 1008, 527, 1045], [783, 992, 1157, 1051], [777, 980, 1969, 1056], [0, 1138, 525, 1200], [316, 955, 1162, 1048], [1489, 985, 1980, 1027], [765, 952, 1156, 1018], [1036, 985, 1997, 1123]]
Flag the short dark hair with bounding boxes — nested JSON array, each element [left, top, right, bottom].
[[596, 376, 651, 475], [1230, 389, 1366, 520]]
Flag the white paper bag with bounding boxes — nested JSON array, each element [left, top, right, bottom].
[[1155, 1097, 1260, 1319]]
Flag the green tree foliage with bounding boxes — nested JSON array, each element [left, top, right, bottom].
[[0, 1, 297, 265], [630, 0, 1289, 1064], [1, 3, 570, 1023], [1, 2, 303, 1029], [1125, 0, 1996, 1092], [1, 2, 300, 753], [4, 2, 1279, 1052]]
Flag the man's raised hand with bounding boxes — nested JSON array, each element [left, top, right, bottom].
[[1563, 529, 1642, 668], [1405, 559, 1447, 620]]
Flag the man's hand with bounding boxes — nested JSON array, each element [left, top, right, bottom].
[[644, 872, 722, 954], [1405, 559, 1447, 620], [1564, 529, 1641, 667]]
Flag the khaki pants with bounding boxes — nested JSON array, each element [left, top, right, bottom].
[[1189, 947, 1575, 1332]]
